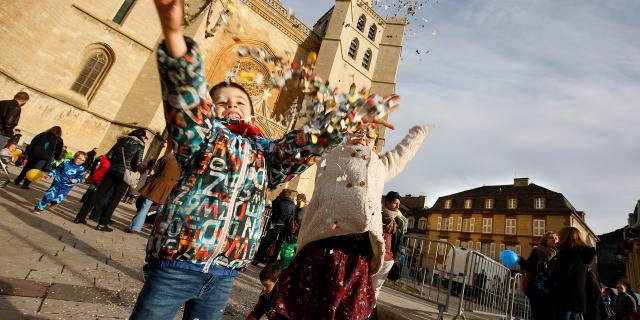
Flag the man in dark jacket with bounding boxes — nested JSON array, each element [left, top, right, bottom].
[[254, 189, 297, 263], [74, 129, 146, 231], [0, 92, 29, 147]]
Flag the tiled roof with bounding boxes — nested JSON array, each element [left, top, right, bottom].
[[431, 183, 576, 213]]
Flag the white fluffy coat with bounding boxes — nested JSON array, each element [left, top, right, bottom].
[[297, 125, 429, 274]]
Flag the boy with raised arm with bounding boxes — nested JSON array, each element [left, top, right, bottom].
[[130, 1, 397, 319]]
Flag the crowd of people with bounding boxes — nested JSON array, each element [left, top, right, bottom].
[[520, 228, 639, 320], [1, 1, 638, 320]]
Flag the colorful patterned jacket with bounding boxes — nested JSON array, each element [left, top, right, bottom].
[[147, 38, 345, 272]]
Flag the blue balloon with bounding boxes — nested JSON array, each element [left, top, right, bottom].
[[500, 250, 519, 267]]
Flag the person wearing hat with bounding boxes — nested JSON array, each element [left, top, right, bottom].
[[73, 128, 147, 231]]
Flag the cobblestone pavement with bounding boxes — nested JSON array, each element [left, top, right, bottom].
[[0, 165, 260, 319], [0, 165, 485, 320]]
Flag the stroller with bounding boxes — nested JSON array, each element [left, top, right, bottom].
[[0, 155, 12, 187]]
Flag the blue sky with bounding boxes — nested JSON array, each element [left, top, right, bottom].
[[281, 0, 640, 235]]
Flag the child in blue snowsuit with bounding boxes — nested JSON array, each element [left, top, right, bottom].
[[34, 151, 86, 214]]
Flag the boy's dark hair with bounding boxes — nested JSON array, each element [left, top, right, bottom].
[[259, 263, 281, 282], [209, 81, 254, 115], [385, 191, 401, 203], [74, 151, 87, 159], [14, 92, 29, 101]]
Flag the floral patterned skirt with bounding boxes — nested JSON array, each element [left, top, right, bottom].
[[270, 235, 375, 320]]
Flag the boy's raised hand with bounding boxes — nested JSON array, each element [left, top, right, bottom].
[[154, 0, 187, 58]]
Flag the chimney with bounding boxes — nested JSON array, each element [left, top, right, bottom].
[[514, 178, 530, 187]]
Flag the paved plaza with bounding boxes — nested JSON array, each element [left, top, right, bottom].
[[0, 165, 483, 320]]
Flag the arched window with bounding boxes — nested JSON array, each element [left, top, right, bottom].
[[349, 83, 356, 94], [71, 45, 114, 102], [357, 15, 366, 31], [418, 218, 427, 230], [408, 217, 415, 229], [348, 38, 359, 59], [368, 24, 377, 40], [362, 49, 372, 70]]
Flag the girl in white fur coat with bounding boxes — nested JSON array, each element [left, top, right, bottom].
[[270, 124, 432, 320]]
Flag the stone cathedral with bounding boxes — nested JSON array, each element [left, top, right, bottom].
[[0, 0, 406, 196]]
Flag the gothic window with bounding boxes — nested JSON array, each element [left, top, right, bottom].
[[113, 0, 137, 24], [348, 38, 359, 59], [368, 24, 377, 40], [362, 49, 372, 70], [71, 45, 114, 102], [357, 15, 366, 31]]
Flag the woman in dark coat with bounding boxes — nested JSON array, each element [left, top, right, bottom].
[[73, 129, 146, 232], [14, 126, 63, 189], [550, 226, 597, 320], [518, 231, 559, 320]]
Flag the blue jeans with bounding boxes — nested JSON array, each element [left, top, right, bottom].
[[128, 197, 163, 232], [557, 310, 582, 320], [130, 266, 237, 320]]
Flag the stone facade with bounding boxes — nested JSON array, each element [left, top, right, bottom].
[[0, 0, 406, 197]]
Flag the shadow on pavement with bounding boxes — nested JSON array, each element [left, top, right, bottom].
[[0, 187, 143, 282]]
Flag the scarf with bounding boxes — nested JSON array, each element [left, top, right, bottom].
[[220, 118, 262, 137], [382, 208, 399, 234]]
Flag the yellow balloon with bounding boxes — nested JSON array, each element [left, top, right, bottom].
[[26, 169, 44, 182], [307, 52, 317, 65]]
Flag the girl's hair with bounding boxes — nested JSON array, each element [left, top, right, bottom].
[[3, 142, 16, 149], [74, 151, 87, 159], [557, 227, 587, 250], [385, 191, 401, 203], [47, 126, 62, 137], [259, 263, 281, 282], [539, 231, 558, 247], [209, 81, 254, 114]]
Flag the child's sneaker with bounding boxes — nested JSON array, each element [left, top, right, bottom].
[[33, 209, 42, 215], [49, 204, 58, 210]]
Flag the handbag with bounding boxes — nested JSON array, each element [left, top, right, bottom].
[[121, 147, 141, 187]]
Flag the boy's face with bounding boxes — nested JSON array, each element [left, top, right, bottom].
[[8, 145, 16, 152], [74, 156, 87, 165], [261, 280, 276, 294], [212, 87, 252, 123]]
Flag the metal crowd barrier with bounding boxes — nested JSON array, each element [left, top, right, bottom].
[[452, 250, 513, 319], [509, 273, 532, 320], [390, 237, 533, 320], [396, 236, 458, 320]]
